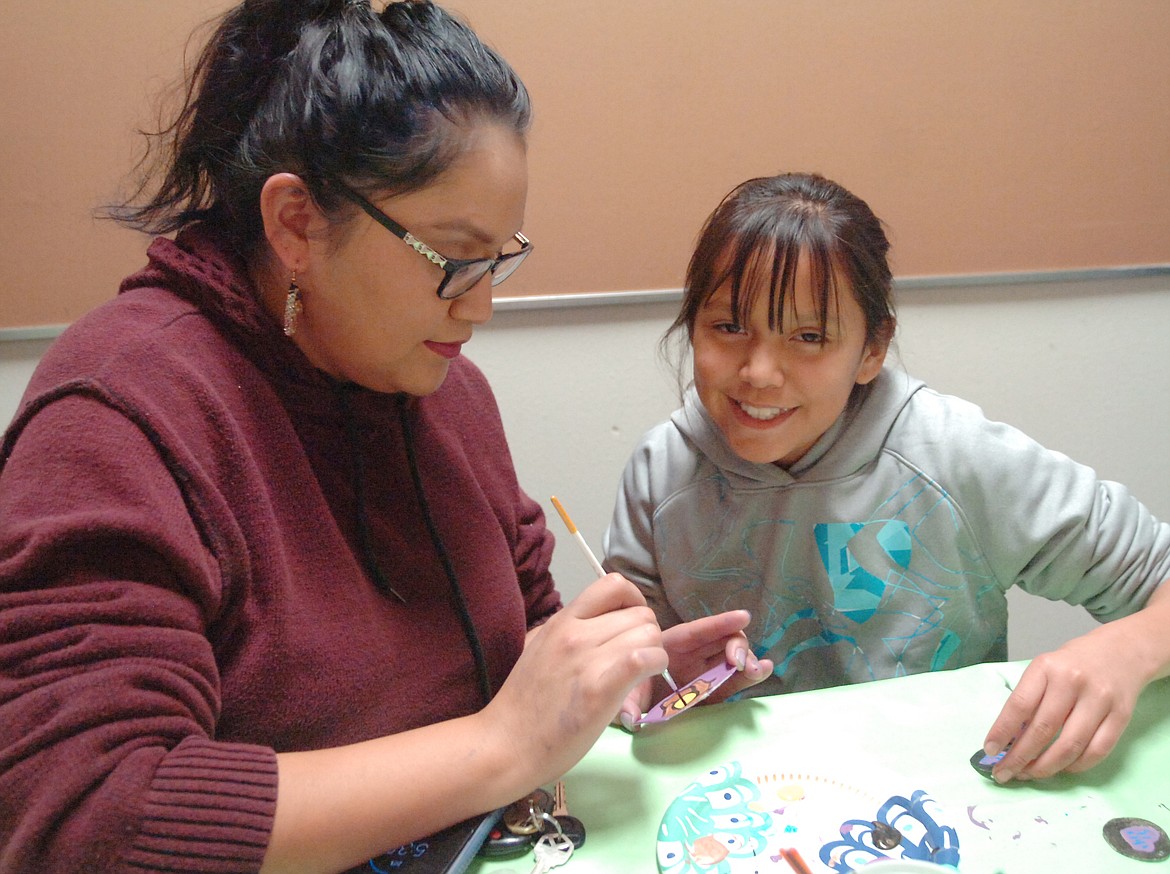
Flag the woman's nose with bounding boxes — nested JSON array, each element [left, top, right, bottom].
[[448, 273, 494, 325]]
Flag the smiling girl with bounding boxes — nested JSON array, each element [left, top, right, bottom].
[[605, 172, 1170, 784]]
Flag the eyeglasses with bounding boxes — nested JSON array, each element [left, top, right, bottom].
[[334, 183, 532, 300]]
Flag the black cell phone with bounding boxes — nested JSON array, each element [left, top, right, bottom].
[[344, 809, 505, 874]]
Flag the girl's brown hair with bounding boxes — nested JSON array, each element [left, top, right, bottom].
[[666, 172, 896, 352]]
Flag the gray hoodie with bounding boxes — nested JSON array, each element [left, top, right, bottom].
[[604, 367, 1170, 695]]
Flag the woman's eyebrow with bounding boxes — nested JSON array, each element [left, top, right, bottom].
[[429, 217, 508, 248]]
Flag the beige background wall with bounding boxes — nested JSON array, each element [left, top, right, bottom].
[[3, 1, 1169, 328]]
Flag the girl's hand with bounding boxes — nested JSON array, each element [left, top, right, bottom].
[[983, 584, 1170, 782], [982, 637, 1139, 782], [617, 609, 774, 731], [481, 573, 668, 788]]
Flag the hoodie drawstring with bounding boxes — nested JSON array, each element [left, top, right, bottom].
[[336, 384, 492, 707], [337, 384, 407, 605]]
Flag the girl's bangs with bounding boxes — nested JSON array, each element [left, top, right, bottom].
[[715, 229, 838, 333]]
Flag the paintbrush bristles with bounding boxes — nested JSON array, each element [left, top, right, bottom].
[[550, 495, 578, 534], [550, 496, 603, 575]]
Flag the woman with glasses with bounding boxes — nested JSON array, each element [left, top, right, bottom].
[[0, 2, 767, 872]]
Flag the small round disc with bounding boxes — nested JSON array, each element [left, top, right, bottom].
[[969, 747, 1008, 780], [1102, 817, 1170, 862]]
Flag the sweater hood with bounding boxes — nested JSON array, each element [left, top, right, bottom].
[[117, 224, 328, 391], [672, 366, 926, 486], [114, 226, 499, 700]]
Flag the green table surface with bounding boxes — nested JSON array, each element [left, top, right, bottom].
[[469, 661, 1170, 873]]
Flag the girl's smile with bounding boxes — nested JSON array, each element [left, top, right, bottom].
[[735, 400, 792, 423]]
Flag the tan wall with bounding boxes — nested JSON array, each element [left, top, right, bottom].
[[3, 1, 1169, 329]]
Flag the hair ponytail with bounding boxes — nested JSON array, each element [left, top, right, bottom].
[[108, 0, 530, 257]]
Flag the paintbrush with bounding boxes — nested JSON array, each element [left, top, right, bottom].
[[550, 495, 678, 692]]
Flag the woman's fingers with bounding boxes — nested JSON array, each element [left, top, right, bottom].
[[486, 587, 669, 784], [660, 610, 751, 655], [507, 573, 666, 704], [562, 572, 648, 619]]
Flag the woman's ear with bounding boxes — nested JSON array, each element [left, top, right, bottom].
[[258, 173, 322, 274]]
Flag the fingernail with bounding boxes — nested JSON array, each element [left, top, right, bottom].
[[734, 648, 747, 671], [994, 768, 1015, 784], [619, 711, 636, 733]]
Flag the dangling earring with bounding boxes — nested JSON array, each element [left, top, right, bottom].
[[283, 271, 302, 337]]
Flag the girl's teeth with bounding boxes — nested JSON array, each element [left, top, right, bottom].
[[740, 401, 784, 421]]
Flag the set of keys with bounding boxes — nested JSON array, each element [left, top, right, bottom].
[[478, 780, 586, 871]]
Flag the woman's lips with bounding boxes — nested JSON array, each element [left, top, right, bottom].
[[424, 340, 464, 360]]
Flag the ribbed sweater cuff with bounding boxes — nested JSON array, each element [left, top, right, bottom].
[[123, 736, 278, 873]]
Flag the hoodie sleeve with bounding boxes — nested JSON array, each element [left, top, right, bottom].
[[0, 393, 277, 874], [906, 389, 1170, 622], [604, 423, 687, 630]]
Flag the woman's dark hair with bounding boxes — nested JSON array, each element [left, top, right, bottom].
[[665, 172, 896, 353], [109, 0, 531, 256]]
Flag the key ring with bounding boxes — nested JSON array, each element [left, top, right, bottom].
[[539, 811, 564, 837]]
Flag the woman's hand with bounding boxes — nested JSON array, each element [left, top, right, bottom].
[[481, 573, 669, 788], [263, 575, 665, 872], [983, 582, 1170, 782], [616, 609, 774, 731]]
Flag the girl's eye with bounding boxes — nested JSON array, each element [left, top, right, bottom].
[[714, 322, 747, 336], [793, 330, 824, 344]]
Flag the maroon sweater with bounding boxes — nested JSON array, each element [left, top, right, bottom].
[[0, 226, 560, 873]]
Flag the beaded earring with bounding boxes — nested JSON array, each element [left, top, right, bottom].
[[283, 271, 302, 337]]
